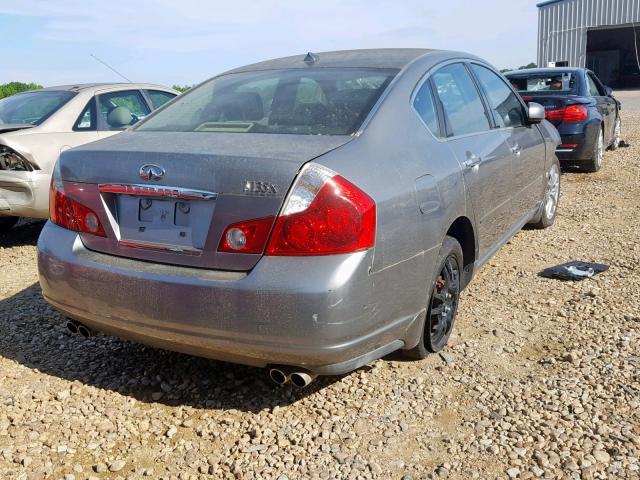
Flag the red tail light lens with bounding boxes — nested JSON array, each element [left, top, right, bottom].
[[218, 216, 275, 254], [545, 104, 588, 123], [265, 164, 376, 256], [49, 178, 106, 237]]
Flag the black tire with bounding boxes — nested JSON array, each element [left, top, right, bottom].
[[0, 216, 19, 232], [528, 157, 561, 229], [609, 115, 621, 151], [404, 236, 463, 359], [582, 127, 604, 173]]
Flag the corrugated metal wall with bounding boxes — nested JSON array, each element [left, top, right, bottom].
[[537, 0, 640, 67]]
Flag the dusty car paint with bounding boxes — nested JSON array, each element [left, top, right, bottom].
[[38, 49, 560, 378]]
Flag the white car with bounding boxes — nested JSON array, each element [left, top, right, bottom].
[[0, 83, 178, 231]]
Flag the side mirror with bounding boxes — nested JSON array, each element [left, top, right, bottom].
[[604, 86, 613, 97], [106, 106, 133, 129], [527, 102, 546, 124]]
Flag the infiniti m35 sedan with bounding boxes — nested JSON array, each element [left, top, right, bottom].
[[38, 49, 560, 387]]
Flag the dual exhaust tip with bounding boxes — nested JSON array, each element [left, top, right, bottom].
[[66, 320, 94, 338], [269, 367, 317, 388], [66, 321, 314, 387]]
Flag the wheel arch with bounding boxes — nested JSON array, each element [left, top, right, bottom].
[[445, 216, 476, 289]]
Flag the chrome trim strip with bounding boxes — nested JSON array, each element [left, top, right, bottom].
[[118, 239, 202, 256], [98, 184, 217, 201]]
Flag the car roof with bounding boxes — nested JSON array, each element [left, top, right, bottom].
[[225, 48, 440, 73], [505, 67, 586, 76], [26, 83, 176, 93]]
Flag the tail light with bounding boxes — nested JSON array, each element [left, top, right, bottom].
[[49, 166, 106, 237], [216, 164, 376, 257], [265, 164, 376, 256], [218, 216, 275, 254], [545, 104, 588, 123]]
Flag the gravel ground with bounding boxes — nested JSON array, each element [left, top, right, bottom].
[[0, 112, 638, 480]]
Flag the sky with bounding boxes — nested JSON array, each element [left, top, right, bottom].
[[0, 1, 539, 87]]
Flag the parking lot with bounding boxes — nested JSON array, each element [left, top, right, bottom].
[[0, 108, 638, 479]]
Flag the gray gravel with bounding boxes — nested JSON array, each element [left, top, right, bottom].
[[0, 112, 638, 479]]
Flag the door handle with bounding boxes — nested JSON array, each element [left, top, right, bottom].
[[463, 154, 482, 169], [510, 144, 522, 157]]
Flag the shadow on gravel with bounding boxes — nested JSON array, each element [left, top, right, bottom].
[[0, 283, 343, 412], [0, 219, 45, 248]]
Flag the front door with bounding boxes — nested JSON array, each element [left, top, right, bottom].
[[469, 63, 546, 219]]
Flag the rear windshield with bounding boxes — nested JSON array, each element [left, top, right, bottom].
[[0, 90, 76, 125], [507, 72, 578, 95], [136, 68, 397, 135]]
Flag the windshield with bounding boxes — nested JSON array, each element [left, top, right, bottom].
[[507, 72, 578, 95], [136, 68, 398, 135], [0, 90, 75, 125]]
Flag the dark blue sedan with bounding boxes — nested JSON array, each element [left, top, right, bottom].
[[506, 68, 622, 172]]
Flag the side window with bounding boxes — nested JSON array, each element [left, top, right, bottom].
[[145, 90, 176, 109], [98, 90, 151, 130], [413, 79, 439, 136], [470, 64, 525, 128], [432, 63, 490, 137], [73, 99, 96, 131], [587, 74, 603, 96]]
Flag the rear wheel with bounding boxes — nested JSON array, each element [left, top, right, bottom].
[[529, 158, 560, 229], [582, 128, 604, 173], [404, 236, 462, 359], [609, 116, 621, 150], [0, 216, 19, 233]]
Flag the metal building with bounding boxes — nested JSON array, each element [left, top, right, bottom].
[[537, 0, 640, 87]]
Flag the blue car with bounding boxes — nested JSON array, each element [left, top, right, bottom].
[[506, 68, 622, 172]]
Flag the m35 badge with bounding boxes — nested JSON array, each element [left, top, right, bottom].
[[244, 180, 279, 195]]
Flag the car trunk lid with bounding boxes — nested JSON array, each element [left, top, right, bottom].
[[58, 131, 352, 270]]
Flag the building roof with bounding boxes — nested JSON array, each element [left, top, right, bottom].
[[225, 48, 438, 74], [537, 0, 566, 7]]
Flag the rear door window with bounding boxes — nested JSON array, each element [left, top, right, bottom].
[[413, 79, 440, 136], [432, 63, 491, 137], [73, 98, 96, 131], [98, 90, 151, 130], [145, 90, 177, 109], [587, 74, 603, 96], [470, 64, 525, 128]]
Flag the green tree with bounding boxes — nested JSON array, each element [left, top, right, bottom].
[[518, 62, 538, 70], [0, 82, 43, 99], [172, 84, 194, 93]]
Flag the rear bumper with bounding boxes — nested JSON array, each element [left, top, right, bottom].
[[37, 222, 422, 375], [0, 171, 50, 218], [555, 122, 599, 162]]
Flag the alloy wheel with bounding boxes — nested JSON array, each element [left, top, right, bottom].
[[544, 163, 560, 220], [595, 131, 604, 169], [429, 255, 460, 347], [614, 118, 622, 147]]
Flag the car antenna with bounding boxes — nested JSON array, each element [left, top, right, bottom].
[[90, 53, 133, 83], [304, 52, 319, 65]]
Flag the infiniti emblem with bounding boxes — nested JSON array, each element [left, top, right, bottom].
[[139, 164, 165, 181]]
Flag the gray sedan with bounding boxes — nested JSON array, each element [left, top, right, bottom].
[[38, 49, 560, 387]]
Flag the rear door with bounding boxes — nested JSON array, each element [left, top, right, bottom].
[[431, 62, 514, 260], [587, 71, 616, 143], [470, 63, 545, 220], [586, 71, 613, 141], [96, 89, 152, 138]]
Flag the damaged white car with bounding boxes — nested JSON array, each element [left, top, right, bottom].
[[0, 83, 177, 231]]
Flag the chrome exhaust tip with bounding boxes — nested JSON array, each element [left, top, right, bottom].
[[77, 324, 94, 338], [290, 371, 317, 388], [268, 368, 288, 385], [66, 320, 79, 334]]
